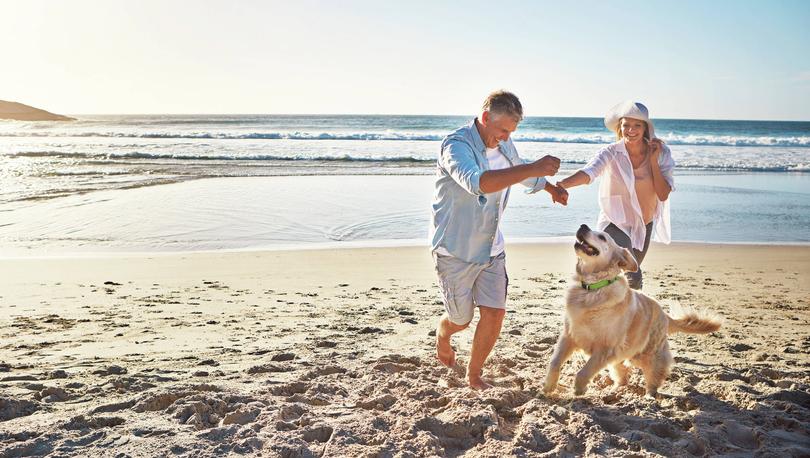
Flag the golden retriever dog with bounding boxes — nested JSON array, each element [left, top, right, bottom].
[[543, 224, 722, 398]]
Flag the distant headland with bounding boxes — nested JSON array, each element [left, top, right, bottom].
[[0, 100, 75, 121]]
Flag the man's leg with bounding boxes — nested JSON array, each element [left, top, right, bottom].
[[467, 305, 506, 390], [436, 314, 469, 367], [433, 253, 478, 367], [466, 252, 508, 390]]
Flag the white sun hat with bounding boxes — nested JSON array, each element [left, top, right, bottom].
[[604, 101, 656, 140]]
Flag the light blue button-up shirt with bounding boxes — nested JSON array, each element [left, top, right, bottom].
[[430, 119, 547, 264]]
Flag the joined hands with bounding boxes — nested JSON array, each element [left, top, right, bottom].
[[535, 155, 568, 206], [548, 182, 568, 206]]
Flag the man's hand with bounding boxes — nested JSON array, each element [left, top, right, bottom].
[[533, 155, 561, 177], [545, 182, 568, 205]]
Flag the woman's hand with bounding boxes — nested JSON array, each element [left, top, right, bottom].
[[647, 138, 664, 160], [647, 138, 672, 201]]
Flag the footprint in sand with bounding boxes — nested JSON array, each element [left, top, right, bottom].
[[278, 403, 307, 422], [271, 352, 296, 362], [649, 422, 680, 439], [269, 382, 309, 397], [719, 420, 762, 450], [0, 398, 39, 421], [301, 425, 333, 443], [356, 394, 398, 411], [593, 416, 625, 434], [246, 364, 290, 375], [415, 405, 500, 447], [134, 392, 189, 412], [35, 386, 71, 403], [62, 415, 125, 430], [92, 365, 127, 376], [371, 355, 422, 374], [301, 366, 346, 381]]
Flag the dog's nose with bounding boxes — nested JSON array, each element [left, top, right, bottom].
[[576, 224, 590, 240]]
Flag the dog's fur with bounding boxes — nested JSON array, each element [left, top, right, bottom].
[[543, 224, 722, 397]]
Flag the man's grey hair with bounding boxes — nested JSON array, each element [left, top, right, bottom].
[[482, 90, 523, 122]]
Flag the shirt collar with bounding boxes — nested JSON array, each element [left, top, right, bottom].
[[468, 118, 487, 154], [615, 139, 628, 155]]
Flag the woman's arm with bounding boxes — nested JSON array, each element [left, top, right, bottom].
[[557, 170, 591, 190], [648, 139, 672, 201], [558, 145, 614, 190]]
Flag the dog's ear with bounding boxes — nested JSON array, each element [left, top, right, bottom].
[[616, 248, 639, 272]]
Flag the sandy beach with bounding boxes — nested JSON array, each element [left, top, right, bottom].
[[5, 0, 809, 455], [1, 242, 808, 456]]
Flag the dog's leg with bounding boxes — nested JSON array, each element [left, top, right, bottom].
[[543, 334, 575, 394], [574, 351, 609, 396], [608, 361, 630, 386], [643, 342, 674, 398]]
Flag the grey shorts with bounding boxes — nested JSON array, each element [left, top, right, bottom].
[[433, 251, 508, 325]]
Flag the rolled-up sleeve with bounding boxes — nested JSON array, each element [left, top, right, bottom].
[[441, 139, 484, 196], [522, 176, 548, 194], [659, 144, 676, 191], [580, 146, 613, 183]]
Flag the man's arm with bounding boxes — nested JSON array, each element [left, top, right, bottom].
[[441, 140, 487, 195], [479, 155, 560, 194]]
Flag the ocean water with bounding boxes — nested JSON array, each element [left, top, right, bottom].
[[1, 115, 808, 253]]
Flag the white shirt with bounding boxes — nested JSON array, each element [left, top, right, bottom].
[[485, 146, 511, 256], [435, 145, 511, 257], [579, 140, 675, 250]]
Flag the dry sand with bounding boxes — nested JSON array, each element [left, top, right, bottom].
[[0, 243, 808, 457]]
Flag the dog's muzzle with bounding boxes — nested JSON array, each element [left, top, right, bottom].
[[575, 224, 600, 256]]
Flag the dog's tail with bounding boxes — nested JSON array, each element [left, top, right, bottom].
[[667, 303, 723, 334]]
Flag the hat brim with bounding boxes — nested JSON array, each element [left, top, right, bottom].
[[604, 101, 656, 140]]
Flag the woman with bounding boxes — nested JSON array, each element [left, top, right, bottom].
[[557, 101, 675, 289]]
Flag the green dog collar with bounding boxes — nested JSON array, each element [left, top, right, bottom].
[[581, 276, 620, 290]]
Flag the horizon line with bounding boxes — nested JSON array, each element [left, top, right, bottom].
[[60, 112, 810, 123]]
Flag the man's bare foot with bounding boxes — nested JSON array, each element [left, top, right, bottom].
[[436, 332, 456, 367], [467, 375, 493, 390]]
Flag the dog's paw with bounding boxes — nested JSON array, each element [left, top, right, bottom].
[[543, 372, 559, 394], [574, 375, 590, 396]]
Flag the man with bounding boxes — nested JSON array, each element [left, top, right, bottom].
[[430, 90, 567, 390]]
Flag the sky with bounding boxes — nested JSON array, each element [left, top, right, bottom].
[[1, 0, 809, 120]]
